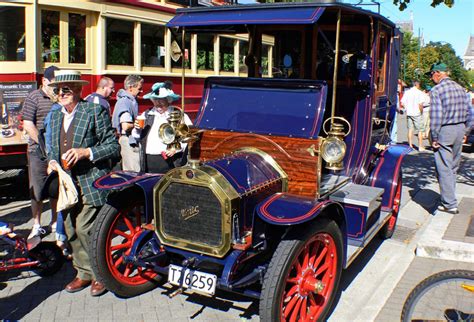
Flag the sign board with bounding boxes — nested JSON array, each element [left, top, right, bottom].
[[0, 82, 37, 146]]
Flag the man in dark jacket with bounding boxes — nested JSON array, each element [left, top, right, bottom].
[[84, 76, 114, 114], [47, 70, 120, 296], [111, 75, 143, 171]]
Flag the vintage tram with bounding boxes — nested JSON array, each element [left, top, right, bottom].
[[90, 2, 410, 321]]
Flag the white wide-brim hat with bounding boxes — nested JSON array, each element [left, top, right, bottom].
[[48, 70, 89, 86]]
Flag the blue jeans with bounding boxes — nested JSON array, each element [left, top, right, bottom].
[[55, 212, 67, 242]]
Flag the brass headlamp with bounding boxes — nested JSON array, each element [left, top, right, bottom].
[[321, 117, 351, 171], [158, 108, 199, 151]]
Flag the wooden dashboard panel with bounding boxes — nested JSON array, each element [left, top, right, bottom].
[[190, 130, 321, 197]]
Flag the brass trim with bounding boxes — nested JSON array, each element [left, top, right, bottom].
[[234, 147, 289, 193], [153, 165, 239, 258]]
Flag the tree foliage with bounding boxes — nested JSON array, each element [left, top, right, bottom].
[[400, 31, 470, 89], [393, 0, 454, 11]]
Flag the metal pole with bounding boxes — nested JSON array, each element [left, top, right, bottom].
[[330, 9, 342, 124], [181, 27, 185, 117]]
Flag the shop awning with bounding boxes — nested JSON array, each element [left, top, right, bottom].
[[167, 6, 325, 27]]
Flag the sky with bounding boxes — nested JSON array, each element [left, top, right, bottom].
[[347, 0, 474, 58], [239, 0, 474, 58]]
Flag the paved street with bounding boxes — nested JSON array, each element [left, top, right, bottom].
[[1, 113, 473, 321]]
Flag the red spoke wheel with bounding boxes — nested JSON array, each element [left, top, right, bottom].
[[379, 173, 402, 239], [90, 188, 163, 297], [260, 218, 343, 322]]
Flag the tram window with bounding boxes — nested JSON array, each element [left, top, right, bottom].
[[106, 18, 134, 66], [69, 13, 86, 64], [271, 31, 302, 79], [316, 30, 365, 81], [141, 23, 165, 68], [0, 6, 25, 61], [41, 10, 60, 63], [197, 34, 215, 71], [220, 37, 235, 72], [239, 40, 248, 75], [261, 44, 270, 77], [171, 33, 191, 69], [376, 30, 388, 92]]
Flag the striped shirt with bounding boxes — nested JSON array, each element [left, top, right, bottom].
[[22, 88, 54, 147], [429, 78, 472, 141]]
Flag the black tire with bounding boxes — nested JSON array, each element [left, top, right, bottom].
[[90, 188, 163, 297], [401, 270, 474, 322], [30, 242, 64, 277], [260, 218, 344, 322], [379, 173, 402, 239]]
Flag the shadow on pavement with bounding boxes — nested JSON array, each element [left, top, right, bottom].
[[159, 285, 259, 319], [0, 263, 75, 320]]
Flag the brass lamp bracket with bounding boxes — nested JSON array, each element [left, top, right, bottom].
[[321, 116, 351, 171]]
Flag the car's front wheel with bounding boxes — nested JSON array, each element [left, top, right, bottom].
[[90, 188, 163, 297], [260, 218, 343, 322]]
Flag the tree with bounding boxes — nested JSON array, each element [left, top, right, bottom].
[[424, 41, 470, 87], [393, 0, 454, 11]]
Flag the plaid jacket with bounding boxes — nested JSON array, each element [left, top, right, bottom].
[[48, 100, 120, 206], [429, 78, 472, 141]]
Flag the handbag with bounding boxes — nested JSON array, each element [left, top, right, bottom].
[[56, 166, 79, 212]]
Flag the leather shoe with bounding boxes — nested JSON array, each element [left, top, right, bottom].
[[90, 280, 107, 297], [65, 277, 91, 293]]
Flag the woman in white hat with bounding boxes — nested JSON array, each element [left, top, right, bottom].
[[133, 81, 192, 173]]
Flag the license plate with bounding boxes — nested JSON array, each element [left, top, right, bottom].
[[168, 264, 217, 295]]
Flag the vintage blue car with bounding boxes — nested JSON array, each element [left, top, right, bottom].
[[90, 2, 410, 321]]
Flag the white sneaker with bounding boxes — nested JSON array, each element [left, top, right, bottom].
[[28, 224, 46, 240]]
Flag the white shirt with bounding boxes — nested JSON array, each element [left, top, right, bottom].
[[142, 108, 193, 155], [61, 104, 78, 132], [401, 87, 428, 117]]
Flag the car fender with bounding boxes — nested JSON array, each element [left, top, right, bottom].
[[93, 171, 162, 191], [256, 192, 342, 226], [368, 144, 412, 211], [94, 171, 163, 221]]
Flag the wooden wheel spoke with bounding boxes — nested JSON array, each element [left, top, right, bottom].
[[315, 262, 329, 276], [110, 242, 131, 252], [114, 255, 124, 268], [299, 297, 308, 321], [308, 293, 317, 306], [312, 246, 327, 269], [283, 293, 299, 319], [113, 229, 131, 239], [302, 246, 310, 270], [289, 296, 303, 322], [286, 284, 299, 298], [122, 215, 135, 233], [287, 277, 299, 284], [308, 244, 318, 267], [123, 264, 132, 277], [295, 261, 303, 275]]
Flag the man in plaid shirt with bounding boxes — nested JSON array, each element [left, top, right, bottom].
[[428, 62, 473, 214]]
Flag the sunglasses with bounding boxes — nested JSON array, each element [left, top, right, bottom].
[[53, 86, 73, 96]]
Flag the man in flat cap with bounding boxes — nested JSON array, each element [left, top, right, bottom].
[[47, 70, 120, 296]]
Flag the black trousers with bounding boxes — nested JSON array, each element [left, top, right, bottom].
[[145, 153, 174, 174]]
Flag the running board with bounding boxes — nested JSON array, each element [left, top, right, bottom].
[[345, 210, 392, 268]]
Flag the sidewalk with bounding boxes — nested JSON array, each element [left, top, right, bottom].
[[375, 146, 474, 321]]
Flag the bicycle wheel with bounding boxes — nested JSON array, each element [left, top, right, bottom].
[[401, 270, 474, 322]]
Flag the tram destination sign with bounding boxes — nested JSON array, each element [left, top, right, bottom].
[[0, 82, 36, 146]]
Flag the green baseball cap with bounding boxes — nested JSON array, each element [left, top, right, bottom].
[[429, 62, 448, 72]]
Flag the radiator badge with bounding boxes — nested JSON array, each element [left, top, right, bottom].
[[181, 205, 200, 221]]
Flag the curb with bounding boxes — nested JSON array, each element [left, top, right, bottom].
[[415, 210, 474, 263]]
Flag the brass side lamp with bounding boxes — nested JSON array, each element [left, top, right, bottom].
[[321, 117, 351, 171]]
